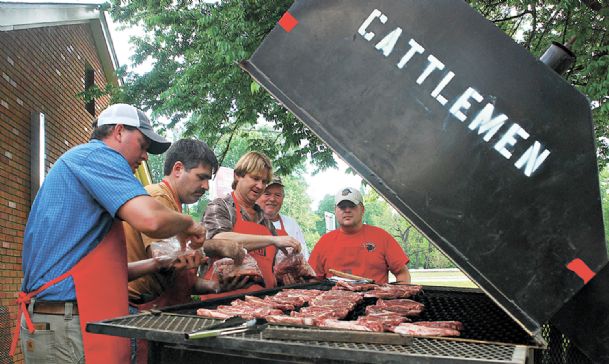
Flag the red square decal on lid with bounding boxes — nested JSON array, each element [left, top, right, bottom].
[[278, 11, 298, 32]]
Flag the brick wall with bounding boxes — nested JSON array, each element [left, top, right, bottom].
[[0, 23, 112, 363]]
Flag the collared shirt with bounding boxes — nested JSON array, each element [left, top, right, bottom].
[[203, 193, 276, 238], [21, 140, 148, 300]]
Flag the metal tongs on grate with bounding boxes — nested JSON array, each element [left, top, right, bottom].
[[186, 317, 267, 340], [328, 269, 375, 283]]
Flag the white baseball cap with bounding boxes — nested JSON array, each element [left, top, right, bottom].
[[335, 187, 363, 206], [97, 104, 171, 154]]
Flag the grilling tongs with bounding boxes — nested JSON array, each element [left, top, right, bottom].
[[185, 317, 267, 340]]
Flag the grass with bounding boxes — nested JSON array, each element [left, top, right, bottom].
[[409, 269, 478, 289]]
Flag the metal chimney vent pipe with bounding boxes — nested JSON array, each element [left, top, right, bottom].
[[540, 40, 576, 75]]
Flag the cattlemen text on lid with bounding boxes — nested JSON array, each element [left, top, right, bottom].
[[357, 9, 550, 178]]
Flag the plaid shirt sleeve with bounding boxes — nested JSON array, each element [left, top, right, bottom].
[[203, 196, 235, 239]]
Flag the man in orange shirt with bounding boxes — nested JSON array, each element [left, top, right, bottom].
[[309, 187, 411, 284]]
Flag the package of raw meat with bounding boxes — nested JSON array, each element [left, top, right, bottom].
[[150, 236, 206, 262], [209, 252, 264, 285], [274, 252, 317, 284]]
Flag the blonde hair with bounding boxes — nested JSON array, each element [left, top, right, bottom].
[[231, 151, 273, 190]]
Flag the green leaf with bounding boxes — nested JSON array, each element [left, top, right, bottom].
[[250, 81, 261, 94]]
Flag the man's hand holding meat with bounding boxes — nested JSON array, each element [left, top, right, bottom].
[[272, 235, 301, 256], [178, 222, 207, 250]]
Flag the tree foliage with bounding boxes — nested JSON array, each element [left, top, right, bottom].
[[279, 174, 320, 251], [315, 194, 336, 236], [361, 187, 454, 269], [109, 0, 336, 175], [598, 166, 609, 252]]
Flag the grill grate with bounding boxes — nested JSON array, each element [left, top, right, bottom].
[[95, 313, 524, 362], [108, 313, 216, 334], [412, 289, 535, 344], [533, 324, 593, 364], [255, 325, 520, 362]]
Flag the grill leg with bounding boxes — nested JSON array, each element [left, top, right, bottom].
[[148, 341, 162, 364]]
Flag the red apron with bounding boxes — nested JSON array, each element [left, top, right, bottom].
[[131, 268, 195, 364], [11, 221, 130, 364], [200, 193, 277, 300], [275, 216, 288, 237]]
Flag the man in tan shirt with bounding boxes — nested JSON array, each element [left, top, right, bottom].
[[126, 139, 243, 305]]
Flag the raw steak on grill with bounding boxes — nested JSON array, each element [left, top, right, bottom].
[[243, 295, 296, 311], [196, 308, 234, 319], [332, 281, 379, 292], [295, 306, 350, 319], [356, 315, 407, 331], [274, 289, 323, 303], [365, 305, 423, 317], [391, 323, 460, 337], [364, 284, 423, 299], [413, 321, 464, 331], [317, 319, 381, 332], [376, 298, 424, 310], [266, 314, 314, 326]]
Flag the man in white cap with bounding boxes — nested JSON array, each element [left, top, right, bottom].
[[308, 187, 411, 284], [13, 104, 207, 364], [256, 176, 309, 259]]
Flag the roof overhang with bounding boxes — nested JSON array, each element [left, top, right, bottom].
[[0, 1, 120, 86]]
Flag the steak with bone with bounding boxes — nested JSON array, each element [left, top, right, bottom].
[[365, 298, 425, 316], [243, 295, 296, 311], [332, 281, 379, 291], [266, 314, 314, 326], [363, 284, 423, 299], [356, 315, 407, 331], [317, 319, 382, 332]]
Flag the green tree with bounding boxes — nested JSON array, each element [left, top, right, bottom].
[[599, 166, 609, 253], [361, 187, 455, 269], [109, 0, 335, 174], [314, 194, 336, 237], [279, 173, 320, 252]]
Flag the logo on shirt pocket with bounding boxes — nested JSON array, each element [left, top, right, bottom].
[[251, 247, 267, 256], [363, 242, 376, 252]]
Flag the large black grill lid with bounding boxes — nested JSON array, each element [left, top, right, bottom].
[[240, 0, 608, 361]]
